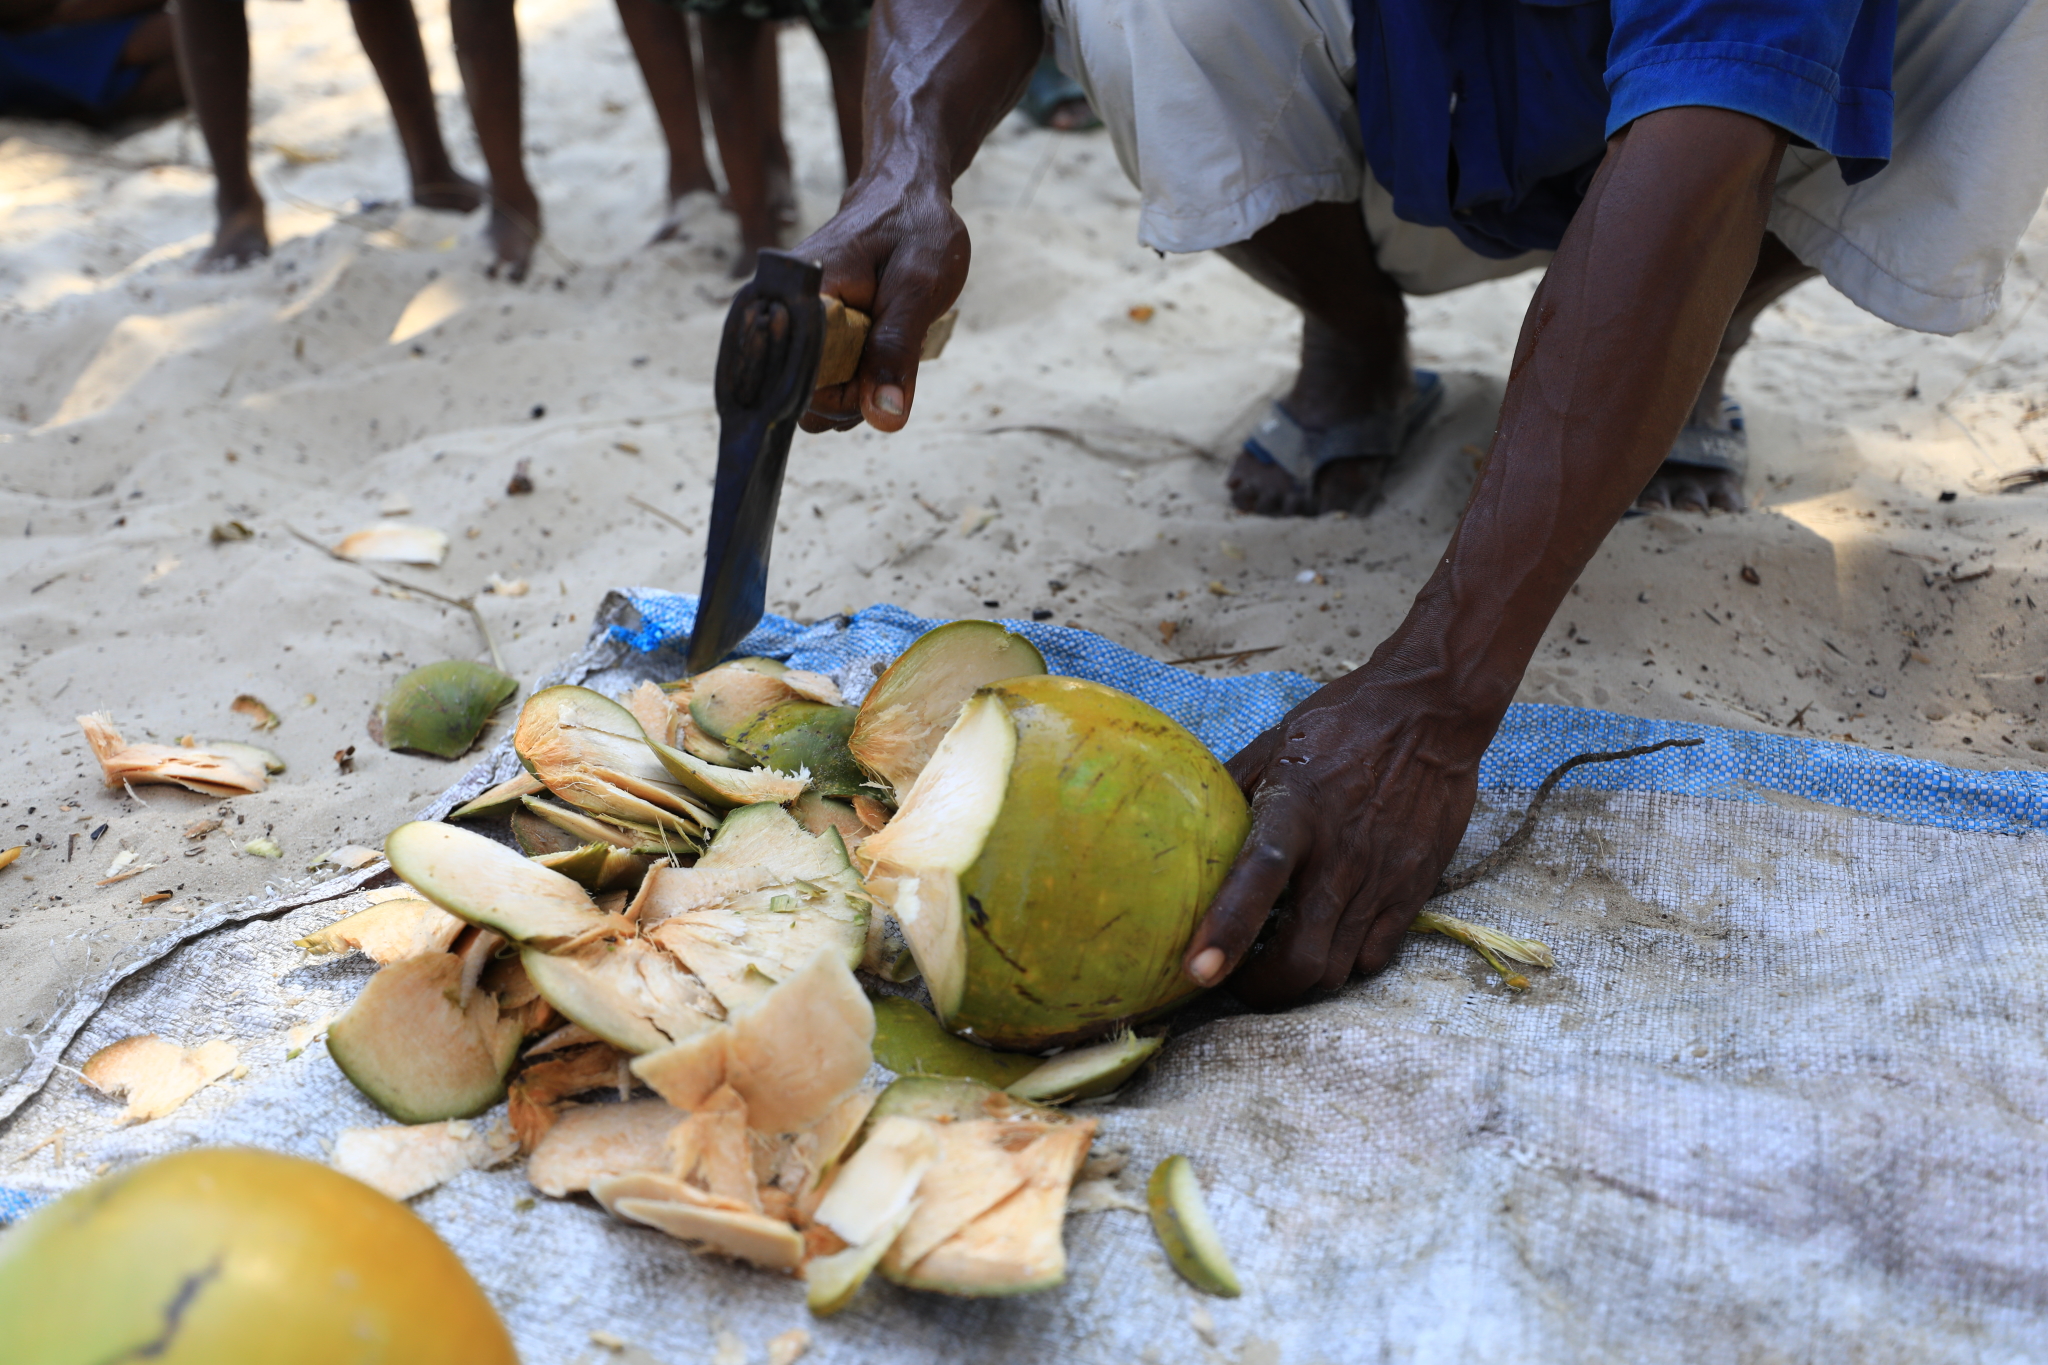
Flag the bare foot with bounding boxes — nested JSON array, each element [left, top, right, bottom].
[[764, 157, 798, 234], [1226, 449, 1390, 518], [1226, 317, 1409, 518], [412, 170, 485, 215], [484, 186, 542, 282], [1635, 396, 1747, 513], [650, 187, 722, 245], [1636, 463, 1745, 513], [199, 200, 270, 273]]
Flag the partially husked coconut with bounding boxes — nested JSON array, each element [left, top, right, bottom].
[[858, 676, 1249, 1050], [849, 620, 1046, 797]]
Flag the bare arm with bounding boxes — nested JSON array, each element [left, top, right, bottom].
[[793, 0, 1042, 434], [1186, 107, 1790, 1003]]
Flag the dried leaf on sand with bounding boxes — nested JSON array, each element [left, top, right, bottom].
[[332, 1117, 519, 1200], [80, 1035, 238, 1122], [231, 694, 281, 731], [77, 713, 266, 797]]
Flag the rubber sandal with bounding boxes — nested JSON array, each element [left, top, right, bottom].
[[1241, 369, 1444, 495], [1019, 54, 1100, 131]]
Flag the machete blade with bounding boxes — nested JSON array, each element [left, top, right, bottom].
[[689, 249, 826, 675]]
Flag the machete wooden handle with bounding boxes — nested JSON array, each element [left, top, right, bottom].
[[817, 298, 958, 389]]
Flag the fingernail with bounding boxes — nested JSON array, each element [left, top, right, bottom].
[[875, 385, 906, 418], [1189, 947, 1225, 985]]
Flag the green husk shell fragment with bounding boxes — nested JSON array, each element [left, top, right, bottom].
[[791, 792, 869, 846], [510, 805, 584, 857], [645, 731, 808, 809], [850, 620, 1046, 796], [859, 677, 1249, 1051], [806, 1200, 917, 1316], [866, 1075, 1061, 1128], [450, 771, 546, 820], [326, 952, 522, 1124], [1146, 1155, 1241, 1297], [370, 661, 518, 759], [513, 686, 714, 843], [199, 740, 287, 775], [1006, 1031, 1161, 1103], [385, 820, 609, 949], [870, 997, 1037, 1088], [534, 842, 649, 894], [688, 659, 795, 742], [730, 702, 866, 800], [518, 797, 674, 856]]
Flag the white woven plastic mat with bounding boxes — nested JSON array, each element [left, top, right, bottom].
[[2, 767, 2045, 1363]]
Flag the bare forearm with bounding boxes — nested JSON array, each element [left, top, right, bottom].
[[1378, 107, 1787, 726], [859, 0, 1041, 192]]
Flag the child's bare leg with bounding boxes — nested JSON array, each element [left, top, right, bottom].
[[347, 0, 484, 212], [755, 28, 795, 231], [814, 24, 865, 182], [613, 0, 717, 240], [697, 11, 779, 274], [448, 0, 542, 279], [169, 0, 267, 270]]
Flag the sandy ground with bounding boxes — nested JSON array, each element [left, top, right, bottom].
[[2, 0, 2045, 1092]]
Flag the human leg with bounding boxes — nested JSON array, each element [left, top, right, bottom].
[[613, 0, 720, 239], [814, 23, 865, 181], [448, 0, 541, 279], [696, 10, 779, 273], [1635, 233, 1817, 512], [1215, 201, 1416, 516], [168, 0, 267, 270], [110, 13, 186, 120], [346, 0, 484, 213]]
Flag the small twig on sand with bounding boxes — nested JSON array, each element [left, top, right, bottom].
[[286, 525, 505, 674], [1434, 737, 1706, 896], [627, 496, 693, 536], [1168, 645, 1283, 667]]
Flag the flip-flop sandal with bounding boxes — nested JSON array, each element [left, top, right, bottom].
[[1241, 369, 1444, 497], [1626, 394, 1747, 515]]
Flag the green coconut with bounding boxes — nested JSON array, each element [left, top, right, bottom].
[[730, 701, 866, 799], [850, 620, 1046, 796], [857, 676, 1248, 1051], [370, 660, 518, 759]]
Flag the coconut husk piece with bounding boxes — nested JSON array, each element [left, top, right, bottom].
[[77, 713, 266, 797], [80, 1034, 239, 1122], [526, 1098, 681, 1198], [332, 1117, 519, 1200], [507, 1041, 632, 1150]]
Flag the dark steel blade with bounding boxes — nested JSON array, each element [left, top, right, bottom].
[[688, 250, 825, 675]]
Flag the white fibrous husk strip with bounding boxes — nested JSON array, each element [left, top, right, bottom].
[[526, 1098, 681, 1197], [80, 1035, 240, 1122], [333, 1117, 519, 1200], [77, 713, 266, 797], [782, 670, 845, 706], [333, 522, 450, 565]]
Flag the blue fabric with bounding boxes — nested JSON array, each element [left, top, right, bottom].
[[614, 589, 2048, 837], [0, 1185, 47, 1225], [1351, 0, 1895, 259], [0, 17, 144, 119]]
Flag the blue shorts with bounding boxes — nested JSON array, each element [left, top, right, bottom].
[[0, 16, 147, 121], [1354, 0, 1897, 258]]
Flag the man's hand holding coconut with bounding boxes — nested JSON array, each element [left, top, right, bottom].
[[791, 0, 2043, 1004]]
